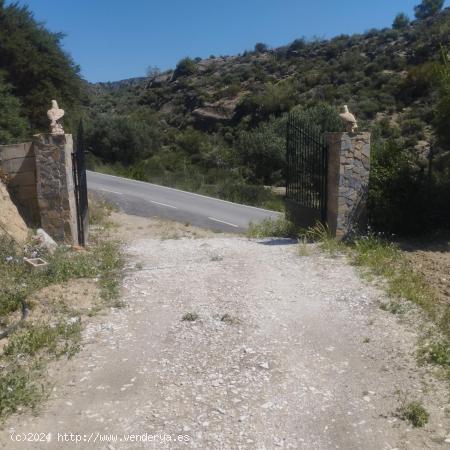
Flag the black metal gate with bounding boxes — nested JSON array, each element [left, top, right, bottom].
[[286, 115, 328, 227], [72, 120, 89, 246]]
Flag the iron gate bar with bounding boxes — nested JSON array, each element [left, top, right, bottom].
[[72, 120, 89, 246], [286, 115, 328, 224]]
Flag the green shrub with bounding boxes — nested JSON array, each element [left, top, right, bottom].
[[290, 103, 343, 134], [400, 401, 429, 427], [400, 118, 425, 139], [238, 80, 297, 121], [182, 312, 198, 322], [414, 0, 444, 20], [301, 222, 345, 256], [368, 138, 427, 233], [85, 113, 162, 165], [4, 321, 81, 358], [254, 42, 268, 53], [434, 50, 450, 151], [423, 340, 450, 366], [236, 119, 286, 185], [393, 13, 410, 30], [174, 57, 197, 78], [0, 364, 42, 419]]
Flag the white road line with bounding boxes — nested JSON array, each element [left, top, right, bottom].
[[87, 171, 282, 215], [150, 200, 178, 209], [97, 188, 123, 195], [208, 217, 239, 228]]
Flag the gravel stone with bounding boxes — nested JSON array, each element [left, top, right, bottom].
[[1, 236, 449, 449]]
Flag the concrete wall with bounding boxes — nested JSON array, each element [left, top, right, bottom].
[[325, 132, 371, 239], [0, 142, 40, 225]]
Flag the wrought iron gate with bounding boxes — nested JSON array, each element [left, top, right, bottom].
[[72, 120, 89, 246], [286, 115, 328, 227]]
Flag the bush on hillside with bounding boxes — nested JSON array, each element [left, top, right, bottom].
[[85, 114, 162, 165], [393, 13, 410, 30], [0, 73, 28, 144], [236, 118, 286, 185], [174, 57, 197, 78], [237, 81, 297, 122], [414, 0, 444, 20], [290, 103, 343, 134], [254, 43, 268, 53], [368, 138, 428, 233], [434, 52, 450, 151]]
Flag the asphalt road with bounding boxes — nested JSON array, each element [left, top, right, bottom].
[[87, 171, 282, 233]]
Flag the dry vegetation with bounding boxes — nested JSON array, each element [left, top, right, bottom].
[[0, 198, 124, 421]]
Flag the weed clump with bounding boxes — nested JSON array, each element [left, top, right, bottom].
[[300, 222, 345, 256], [400, 401, 429, 428], [182, 312, 199, 322], [247, 217, 298, 238], [220, 313, 240, 325], [4, 321, 82, 359], [0, 364, 42, 420]]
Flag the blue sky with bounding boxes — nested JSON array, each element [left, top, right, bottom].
[[14, 0, 450, 82]]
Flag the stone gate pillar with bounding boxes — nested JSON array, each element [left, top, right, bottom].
[[325, 132, 371, 239], [32, 133, 79, 244]]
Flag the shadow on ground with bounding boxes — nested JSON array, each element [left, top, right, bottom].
[[257, 238, 298, 246]]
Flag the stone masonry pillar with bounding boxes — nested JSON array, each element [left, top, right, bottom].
[[325, 132, 371, 239], [32, 133, 79, 244]]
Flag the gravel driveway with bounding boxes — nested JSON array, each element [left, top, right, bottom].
[[2, 235, 449, 449]]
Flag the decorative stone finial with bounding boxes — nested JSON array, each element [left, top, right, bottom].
[[47, 100, 65, 135], [339, 105, 358, 133]]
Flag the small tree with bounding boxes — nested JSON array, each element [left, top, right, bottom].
[[146, 65, 161, 78], [393, 13, 410, 29], [254, 42, 268, 53], [414, 0, 444, 19], [289, 38, 306, 52], [174, 57, 197, 78]]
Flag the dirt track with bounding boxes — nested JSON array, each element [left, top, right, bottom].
[[1, 217, 449, 449]]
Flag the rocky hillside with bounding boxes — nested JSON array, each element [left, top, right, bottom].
[[89, 7, 450, 136]]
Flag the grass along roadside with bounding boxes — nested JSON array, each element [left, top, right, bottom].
[[88, 159, 286, 213], [351, 236, 450, 376], [0, 199, 124, 421], [247, 216, 299, 238]]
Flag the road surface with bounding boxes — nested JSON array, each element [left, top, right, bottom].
[[87, 171, 282, 232]]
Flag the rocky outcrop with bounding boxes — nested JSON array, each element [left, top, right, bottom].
[[192, 96, 241, 127], [0, 180, 29, 244], [147, 72, 173, 88]]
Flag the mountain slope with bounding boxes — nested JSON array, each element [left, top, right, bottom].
[[89, 8, 450, 133]]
